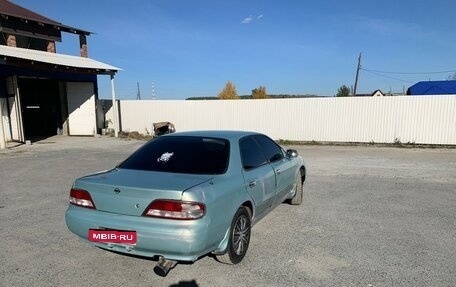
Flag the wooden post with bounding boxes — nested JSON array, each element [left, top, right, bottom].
[[353, 53, 362, 96]]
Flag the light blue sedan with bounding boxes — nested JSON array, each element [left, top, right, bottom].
[[65, 131, 306, 276]]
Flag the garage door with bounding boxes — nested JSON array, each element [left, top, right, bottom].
[[66, 82, 96, 136]]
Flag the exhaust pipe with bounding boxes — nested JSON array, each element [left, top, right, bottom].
[[153, 256, 177, 277]]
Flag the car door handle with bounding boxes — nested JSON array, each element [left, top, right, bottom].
[[276, 169, 281, 175], [248, 181, 257, 188]]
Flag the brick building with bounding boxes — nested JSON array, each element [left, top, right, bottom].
[[0, 0, 119, 148]]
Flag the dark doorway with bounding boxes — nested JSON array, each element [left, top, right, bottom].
[[19, 78, 61, 139]]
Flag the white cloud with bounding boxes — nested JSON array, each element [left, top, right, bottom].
[[241, 15, 253, 24], [257, 14, 263, 20]]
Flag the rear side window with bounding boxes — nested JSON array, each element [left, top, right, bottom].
[[239, 136, 267, 170], [118, 136, 230, 174], [253, 135, 284, 162]]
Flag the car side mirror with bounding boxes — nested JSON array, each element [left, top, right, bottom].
[[286, 149, 298, 158]]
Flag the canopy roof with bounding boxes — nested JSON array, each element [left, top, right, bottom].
[[0, 45, 120, 74]]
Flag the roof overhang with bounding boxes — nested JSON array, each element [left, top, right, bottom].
[[0, 45, 120, 75], [0, 0, 91, 35]]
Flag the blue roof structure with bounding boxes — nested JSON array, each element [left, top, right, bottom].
[[407, 81, 456, 95]]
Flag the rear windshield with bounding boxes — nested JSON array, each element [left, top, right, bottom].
[[118, 136, 230, 175]]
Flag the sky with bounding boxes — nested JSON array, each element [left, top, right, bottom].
[[13, 0, 456, 99]]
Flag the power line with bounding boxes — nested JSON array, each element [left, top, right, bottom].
[[361, 68, 456, 75], [362, 69, 414, 83]]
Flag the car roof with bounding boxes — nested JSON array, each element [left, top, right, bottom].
[[165, 130, 262, 140]]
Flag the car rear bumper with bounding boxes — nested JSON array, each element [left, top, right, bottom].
[[65, 205, 213, 262]]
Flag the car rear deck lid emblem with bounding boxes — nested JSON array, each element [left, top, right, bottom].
[[114, 188, 121, 194]]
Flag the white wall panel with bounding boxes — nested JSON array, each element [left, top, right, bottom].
[[103, 96, 456, 145], [67, 82, 96, 136]]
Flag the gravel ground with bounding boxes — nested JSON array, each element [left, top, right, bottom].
[[0, 136, 455, 287]]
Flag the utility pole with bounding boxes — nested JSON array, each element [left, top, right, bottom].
[[151, 81, 156, 100], [136, 82, 141, 100], [353, 53, 362, 96]]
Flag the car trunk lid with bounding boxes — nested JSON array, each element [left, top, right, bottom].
[[74, 168, 212, 216]]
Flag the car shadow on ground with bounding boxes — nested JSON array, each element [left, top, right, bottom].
[[169, 279, 199, 287]]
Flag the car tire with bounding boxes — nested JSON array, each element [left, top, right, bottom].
[[216, 206, 251, 265], [290, 171, 303, 205]]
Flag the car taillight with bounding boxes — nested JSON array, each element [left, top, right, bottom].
[[69, 188, 96, 209], [143, 200, 205, 220]]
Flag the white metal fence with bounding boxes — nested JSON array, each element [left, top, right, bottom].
[[103, 96, 456, 145]]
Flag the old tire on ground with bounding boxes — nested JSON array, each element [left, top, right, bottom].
[[216, 206, 251, 265], [290, 171, 303, 205]]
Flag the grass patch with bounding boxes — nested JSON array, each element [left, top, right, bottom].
[[276, 139, 455, 149]]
